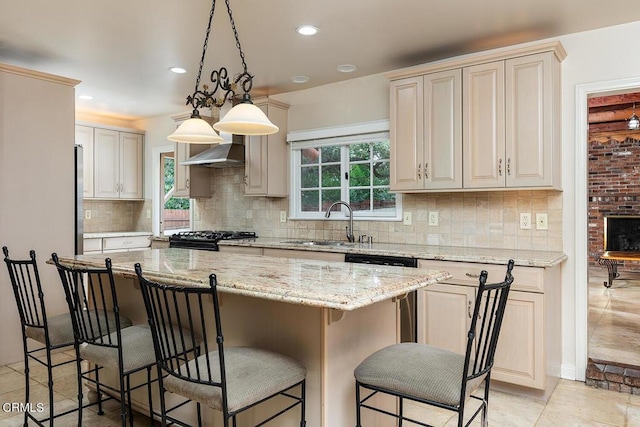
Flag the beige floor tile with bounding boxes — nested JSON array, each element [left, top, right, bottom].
[[627, 403, 640, 427], [536, 409, 619, 426], [543, 380, 629, 426]]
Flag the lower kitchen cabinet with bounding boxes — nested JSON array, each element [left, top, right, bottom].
[[417, 259, 560, 394]]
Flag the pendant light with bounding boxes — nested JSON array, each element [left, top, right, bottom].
[[629, 103, 640, 130], [169, 0, 278, 144]]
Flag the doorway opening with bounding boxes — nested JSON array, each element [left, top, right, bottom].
[[159, 151, 191, 235], [586, 90, 640, 389]]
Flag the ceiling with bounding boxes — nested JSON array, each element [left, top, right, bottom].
[[2, 0, 640, 121]]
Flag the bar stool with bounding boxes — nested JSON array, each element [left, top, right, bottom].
[[354, 259, 515, 427], [51, 253, 157, 427], [3, 246, 83, 426], [135, 264, 307, 427]]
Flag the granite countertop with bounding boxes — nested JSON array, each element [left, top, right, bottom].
[[218, 237, 567, 268], [84, 231, 153, 239], [51, 249, 451, 311]]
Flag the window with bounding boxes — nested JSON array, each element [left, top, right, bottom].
[[289, 121, 401, 220]]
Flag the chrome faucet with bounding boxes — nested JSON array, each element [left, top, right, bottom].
[[324, 201, 355, 243]]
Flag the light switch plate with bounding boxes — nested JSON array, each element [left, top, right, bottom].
[[403, 212, 412, 225], [428, 211, 439, 226], [280, 211, 287, 223], [84, 210, 91, 220]]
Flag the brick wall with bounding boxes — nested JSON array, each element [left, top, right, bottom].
[[588, 136, 640, 268]]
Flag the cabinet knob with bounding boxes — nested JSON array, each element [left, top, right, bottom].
[[425, 162, 429, 179], [417, 163, 422, 180], [498, 158, 503, 177], [186, 178, 190, 189], [507, 158, 512, 176]]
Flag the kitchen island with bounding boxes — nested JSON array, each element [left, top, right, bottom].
[[52, 248, 451, 427]]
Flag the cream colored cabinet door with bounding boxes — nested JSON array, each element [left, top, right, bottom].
[[417, 283, 475, 355], [390, 76, 423, 191], [174, 142, 211, 198], [505, 52, 556, 188], [424, 69, 462, 189], [93, 128, 143, 199], [93, 128, 120, 198], [463, 61, 505, 189], [75, 125, 94, 198], [244, 99, 289, 197], [492, 290, 545, 389], [119, 132, 143, 199]]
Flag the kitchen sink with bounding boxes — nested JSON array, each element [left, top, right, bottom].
[[281, 240, 353, 247]]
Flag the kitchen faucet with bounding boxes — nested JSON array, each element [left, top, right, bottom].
[[324, 201, 355, 243]]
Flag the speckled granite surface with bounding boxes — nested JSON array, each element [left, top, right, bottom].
[[218, 238, 567, 267], [50, 249, 451, 311]]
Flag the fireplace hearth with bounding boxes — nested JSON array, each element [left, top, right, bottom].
[[598, 216, 640, 287]]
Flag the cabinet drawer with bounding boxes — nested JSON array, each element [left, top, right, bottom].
[[102, 235, 150, 251], [418, 259, 544, 293], [83, 238, 102, 252]]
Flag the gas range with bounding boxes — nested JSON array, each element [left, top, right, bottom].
[[168, 230, 257, 251]]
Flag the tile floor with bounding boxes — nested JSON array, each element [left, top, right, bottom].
[[589, 266, 640, 366], [0, 352, 639, 426]]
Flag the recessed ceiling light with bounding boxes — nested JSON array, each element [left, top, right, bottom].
[[170, 67, 187, 74], [291, 75, 310, 84], [296, 25, 318, 36], [337, 64, 357, 73], [78, 95, 93, 100]]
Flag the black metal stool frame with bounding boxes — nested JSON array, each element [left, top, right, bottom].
[[3, 247, 78, 426], [135, 265, 306, 427], [355, 260, 514, 427], [52, 253, 156, 427]]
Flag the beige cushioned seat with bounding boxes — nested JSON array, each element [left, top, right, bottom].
[[164, 347, 306, 413], [354, 343, 485, 406], [25, 310, 132, 347], [81, 324, 197, 373]]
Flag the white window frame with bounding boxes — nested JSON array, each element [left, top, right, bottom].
[[288, 120, 402, 221]]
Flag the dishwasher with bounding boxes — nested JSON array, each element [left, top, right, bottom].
[[344, 253, 418, 343]]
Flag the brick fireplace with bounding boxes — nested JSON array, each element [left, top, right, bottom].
[[588, 135, 640, 270]]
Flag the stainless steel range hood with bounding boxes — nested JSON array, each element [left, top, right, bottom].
[[180, 142, 245, 168]]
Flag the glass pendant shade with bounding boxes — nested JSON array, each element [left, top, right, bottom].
[[168, 117, 224, 143], [629, 114, 640, 130], [213, 103, 279, 135]]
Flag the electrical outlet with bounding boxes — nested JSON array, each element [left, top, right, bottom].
[[536, 213, 548, 230], [84, 210, 91, 220], [520, 213, 531, 230], [428, 211, 439, 226], [403, 212, 412, 225], [280, 211, 287, 223], [146, 209, 151, 219]]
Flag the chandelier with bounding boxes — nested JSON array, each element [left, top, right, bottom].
[[628, 103, 640, 130], [168, 0, 278, 144]]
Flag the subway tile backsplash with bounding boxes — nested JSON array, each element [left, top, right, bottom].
[[194, 168, 563, 251]]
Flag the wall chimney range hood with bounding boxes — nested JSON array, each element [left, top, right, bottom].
[[180, 142, 245, 168]]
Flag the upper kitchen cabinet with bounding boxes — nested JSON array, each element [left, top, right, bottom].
[[464, 52, 561, 189], [244, 98, 289, 197], [171, 112, 214, 198], [386, 42, 566, 192], [390, 70, 462, 191], [91, 127, 144, 199]]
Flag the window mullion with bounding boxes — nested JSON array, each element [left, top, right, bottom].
[[341, 145, 350, 203]]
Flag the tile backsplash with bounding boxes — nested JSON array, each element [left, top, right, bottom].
[[83, 199, 151, 233], [194, 168, 563, 251]]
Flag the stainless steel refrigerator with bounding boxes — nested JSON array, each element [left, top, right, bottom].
[[74, 144, 83, 255]]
